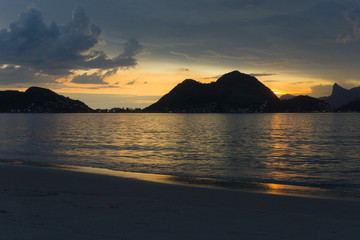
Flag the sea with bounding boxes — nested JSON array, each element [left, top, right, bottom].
[[1, 113, 360, 200]]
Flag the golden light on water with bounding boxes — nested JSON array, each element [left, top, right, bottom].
[[264, 183, 326, 198]]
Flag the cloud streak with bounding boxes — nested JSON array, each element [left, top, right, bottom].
[[126, 80, 136, 85], [249, 73, 276, 77], [0, 7, 142, 84]]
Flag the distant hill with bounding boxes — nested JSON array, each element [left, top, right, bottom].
[[277, 95, 331, 113], [320, 83, 360, 108], [144, 71, 279, 113], [279, 94, 296, 100], [0, 87, 93, 113], [337, 98, 360, 112]]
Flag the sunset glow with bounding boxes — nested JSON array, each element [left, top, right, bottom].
[[0, 1, 359, 108]]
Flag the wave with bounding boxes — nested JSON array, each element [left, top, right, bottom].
[[1, 158, 359, 201]]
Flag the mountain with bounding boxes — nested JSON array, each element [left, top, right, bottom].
[[337, 98, 360, 112], [279, 94, 296, 100], [320, 83, 360, 108], [277, 95, 331, 112], [144, 71, 279, 113], [0, 87, 93, 113]]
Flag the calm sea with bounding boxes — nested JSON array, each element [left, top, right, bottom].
[[1, 113, 360, 199]]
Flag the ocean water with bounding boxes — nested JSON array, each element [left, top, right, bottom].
[[1, 113, 360, 198]]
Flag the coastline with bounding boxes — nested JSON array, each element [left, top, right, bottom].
[[1, 159, 359, 201], [1, 163, 360, 239]]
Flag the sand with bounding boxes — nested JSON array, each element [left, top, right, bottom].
[[1, 164, 360, 240]]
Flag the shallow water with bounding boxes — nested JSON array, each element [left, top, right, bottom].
[[1, 113, 360, 198]]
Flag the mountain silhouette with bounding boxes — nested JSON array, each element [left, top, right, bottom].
[[144, 71, 279, 113], [338, 98, 360, 112], [279, 94, 296, 100], [277, 95, 331, 112], [320, 83, 360, 108], [0, 86, 93, 113]]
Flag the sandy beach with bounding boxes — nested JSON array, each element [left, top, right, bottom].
[[1, 163, 360, 240]]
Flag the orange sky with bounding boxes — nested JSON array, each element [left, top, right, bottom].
[[50, 59, 332, 108]]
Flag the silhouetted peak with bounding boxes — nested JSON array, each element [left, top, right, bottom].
[[25, 86, 56, 96], [331, 83, 348, 96], [0, 86, 93, 113], [173, 79, 202, 91], [26, 86, 48, 92], [216, 70, 259, 86], [144, 70, 279, 113], [181, 79, 200, 85], [217, 70, 247, 80], [280, 94, 296, 100]]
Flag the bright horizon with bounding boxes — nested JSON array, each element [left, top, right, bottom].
[[0, 1, 360, 108]]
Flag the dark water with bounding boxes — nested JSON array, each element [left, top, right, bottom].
[[1, 113, 360, 198]]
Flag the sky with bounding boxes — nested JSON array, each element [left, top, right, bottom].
[[0, 0, 360, 108]]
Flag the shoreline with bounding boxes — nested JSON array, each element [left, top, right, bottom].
[[1, 163, 360, 239], [1, 159, 359, 201]]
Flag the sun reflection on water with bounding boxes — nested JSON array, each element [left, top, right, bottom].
[[0, 113, 360, 198]]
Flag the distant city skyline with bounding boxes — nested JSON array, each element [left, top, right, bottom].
[[0, 0, 360, 108]]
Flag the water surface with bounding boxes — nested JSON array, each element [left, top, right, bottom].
[[1, 113, 359, 198]]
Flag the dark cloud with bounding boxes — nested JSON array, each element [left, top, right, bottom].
[[126, 80, 136, 85], [0, 65, 56, 85], [337, 8, 360, 44], [103, 68, 118, 78], [121, 38, 143, 58], [71, 72, 107, 85], [70, 68, 118, 85], [0, 7, 142, 84], [134, 0, 360, 79]]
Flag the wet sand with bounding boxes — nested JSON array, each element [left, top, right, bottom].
[[1, 164, 360, 240]]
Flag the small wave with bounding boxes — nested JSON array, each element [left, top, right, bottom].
[[1, 158, 359, 201]]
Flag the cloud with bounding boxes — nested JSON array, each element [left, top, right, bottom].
[[103, 68, 118, 78], [208, 51, 259, 61], [292, 81, 314, 85], [243, 4, 255, 9], [0, 7, 142, 84], [0, 65, 56, 85], [70, 68, 118, 85], [122, 38, 143, 58], [249, 73, 276, 77], [126, 80, 136, 85], [310, 84, 333, 97], [71, 72, 107, 85], [262, 80, 283, 83], [199, 75, 222, 80], [337, 8, 360, 44], [169, 51, 216, 63]]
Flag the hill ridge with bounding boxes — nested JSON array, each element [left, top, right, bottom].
[[0, 86, 93, 113]]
